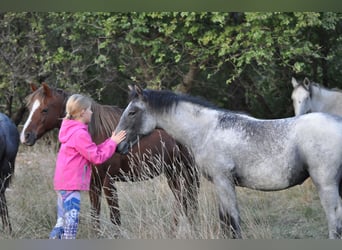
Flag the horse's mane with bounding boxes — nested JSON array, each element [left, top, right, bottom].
[[25, 91, 41, 108], [89, 102, 122, 140], [300, 80, 342, 95], [25, 86, 69, 108], [141, 89, 218, 113], [330, 86, 342, 94]]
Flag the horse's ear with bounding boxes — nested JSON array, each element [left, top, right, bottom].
[[134, 85, 143, 98], [291, 77, 299, 88], [42, 82, 52, 97], [128, 84, 134, 92], [30, 83, 38, 92], [303, 77, 310, 89]]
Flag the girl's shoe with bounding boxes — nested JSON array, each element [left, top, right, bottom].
[[49, 227, 64, 239]]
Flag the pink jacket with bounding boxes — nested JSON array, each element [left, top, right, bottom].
[[54, 119, 117, 191]]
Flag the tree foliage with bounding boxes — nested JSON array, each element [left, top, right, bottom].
[[0, 12, 341, 124]]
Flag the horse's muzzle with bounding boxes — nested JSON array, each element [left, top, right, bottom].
[[116, 137, 140, 155], [22, 132, 37, 146], [116, 141, 129, 154]]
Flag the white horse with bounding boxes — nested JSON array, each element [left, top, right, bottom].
[[291, 77, 342, 116], [115, 85, 342, 239]]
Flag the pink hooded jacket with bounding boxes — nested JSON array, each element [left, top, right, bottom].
[[54, 119, 117, 191]]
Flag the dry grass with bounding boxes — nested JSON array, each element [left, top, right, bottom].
[[0, 134, 328, 239]]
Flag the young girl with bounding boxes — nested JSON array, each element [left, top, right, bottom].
[[49, 94, 126, 239]]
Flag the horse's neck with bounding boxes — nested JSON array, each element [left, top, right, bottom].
[[60, 93, 69, 122], [311, 86, 342, 113], [156, 102, 216, 148], [55, 91, 69, 128]]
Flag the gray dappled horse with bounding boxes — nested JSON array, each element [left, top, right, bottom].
[[0, 113, 19, 233], [115, 85, 342, 239], [291, 77, 342, 116]]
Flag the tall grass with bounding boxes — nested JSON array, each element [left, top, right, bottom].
[[0, 134, 328, 239]]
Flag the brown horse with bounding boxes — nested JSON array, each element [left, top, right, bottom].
[[20, 83, 199, 234]]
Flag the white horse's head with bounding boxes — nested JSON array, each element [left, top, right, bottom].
[[291, 77, 312, 116], [115, 85, 157, 153]]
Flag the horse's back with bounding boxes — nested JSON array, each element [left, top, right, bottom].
[[126, 129, 179, 164], [99, 128, 181, 181], [313, 88, 342, 116], [295, 112, 342, 137]]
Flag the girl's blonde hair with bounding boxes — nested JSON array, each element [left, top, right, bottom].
[[65, 94, 92, 120]]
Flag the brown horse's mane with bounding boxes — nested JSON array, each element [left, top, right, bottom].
[[26, 84, 123, 143], [89, 102, 123, 142]]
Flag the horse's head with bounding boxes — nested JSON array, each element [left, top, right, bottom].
[[291, 77, 312, 116], [115, 85, 157, 154], [20, 83, 67, 146]]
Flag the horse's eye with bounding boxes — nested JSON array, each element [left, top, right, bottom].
[[128, 110, 136, 116], [42, 108, 48, 114]]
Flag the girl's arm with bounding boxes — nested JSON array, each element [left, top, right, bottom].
[[74, 130, 117, 165]]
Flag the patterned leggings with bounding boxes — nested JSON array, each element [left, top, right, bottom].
[[50, 190, 81, 239]]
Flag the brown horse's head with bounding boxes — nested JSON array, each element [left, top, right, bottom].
[[20, 83, 68, 146]]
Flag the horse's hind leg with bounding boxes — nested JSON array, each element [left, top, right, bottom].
[[316, 183, 342, 238], [0, 191, 12, 234]]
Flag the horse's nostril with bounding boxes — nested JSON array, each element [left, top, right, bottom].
[[25, 133, 30, 140]]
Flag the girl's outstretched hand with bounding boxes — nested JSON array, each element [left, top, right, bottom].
[[111, 130, 126, 144]]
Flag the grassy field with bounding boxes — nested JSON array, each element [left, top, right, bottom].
[[0, 134, 328, 239]]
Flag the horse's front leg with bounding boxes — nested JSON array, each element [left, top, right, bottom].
[[212, 174, 241, 239], [310, 167, 342, 239], [179, 147, 200, 225], [182, 163, 200, 224], [89, 167, 104, 233], [165, 173, 185, 228], [317, 184, 342, 239], [103, 176, 121, 226], [175, 163, 200, 225]]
